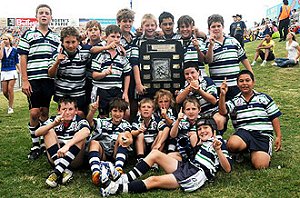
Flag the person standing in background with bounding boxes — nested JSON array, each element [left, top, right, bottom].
[[278, 0, 292, 42], [0, 34, 20, 114]]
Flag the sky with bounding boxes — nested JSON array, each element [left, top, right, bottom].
[[0, 0, 281, 33]]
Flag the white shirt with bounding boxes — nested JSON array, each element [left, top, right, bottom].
[[286, 40, 299, 60]]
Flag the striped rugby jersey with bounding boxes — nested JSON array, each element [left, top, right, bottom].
[[202, 36, 247, 87], [45, 115, 90, 142], [179, 76, 218, 113], [48, 45, 91, 97], [132, 114, 166, 144], [120, 32, 139, 67], [181, 36, 207, 77], [226, 90, 282, 134], [91, 50, 132, 89], [17, 28, 60, 80], [91, 118, 131, 155], [176, 116, 200, 139], [191, 136, 231, 179]]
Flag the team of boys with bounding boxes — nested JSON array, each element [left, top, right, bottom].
[[17, 4, 282, 197]]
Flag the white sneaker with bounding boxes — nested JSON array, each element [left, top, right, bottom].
[[100, 180, 118, 197], [101, 161, 121, 181], [7, 107, 14, 114], [272, 62, 278, 66], [251, 61, 256, 66], [260, 60, 267, 66], [62, 169, 73, 184]]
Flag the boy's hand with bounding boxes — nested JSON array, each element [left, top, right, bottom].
[[190, 80, 200, 91], [178, 107, 184, 121], [212, 131, 222, 150], [56, 48, 66, 63], [138, 123, 146, 134], [103, 65, 113, 76], [220, 77, 228, 96], [160, 105, 167, 119], [90, 96, 99, 112], [275, 136, 282, 152], [54, 110, 66, 126], [57, 144, 70, 158]]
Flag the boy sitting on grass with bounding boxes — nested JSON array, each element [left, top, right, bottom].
[[87, 97, 133, 186], [35, 97, 90, 188], [99, 117, 232, 196]]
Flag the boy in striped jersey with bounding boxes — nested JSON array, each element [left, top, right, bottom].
[[219, 70, 282, 169], [91, 25, 131, 118], [177, 15, 207, 76], [176, 61, 227, 134], [116, 8, 145, 121], [87, 97, 133, 186], [204, 14, 253, 101], [17, 4, 60, 160], [99, 117, 231, 196], [131, 98, 169, 161], [48, 26, 91, 117], [35, 98, 90, 187]]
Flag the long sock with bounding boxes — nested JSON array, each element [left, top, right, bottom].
[[54, 145, 80, 174], [115, 146, 128, 171], [126, 159, 150, 182], [39, 120, 46, 146], [28, 123, 40, 148], [47, 144, 61, 166], [121, 180, 147, 193], [88, 151, 101, 174]]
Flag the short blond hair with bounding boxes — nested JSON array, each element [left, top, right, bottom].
[[141, 13, 157, 27]]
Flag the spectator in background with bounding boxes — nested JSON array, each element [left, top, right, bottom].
[[278, 0, 292, 42], [0, 33, 20, 114], [251, 32, 275, 66], [233, 14, 247, 48], [290, 8, 299, 25], [229, 15, 237, 37], [272, 32, 300, 67]]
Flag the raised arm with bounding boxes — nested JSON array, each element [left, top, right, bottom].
[[218, 78, 228, 116]]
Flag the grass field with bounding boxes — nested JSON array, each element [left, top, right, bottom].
[[0, 37, 300, 198]]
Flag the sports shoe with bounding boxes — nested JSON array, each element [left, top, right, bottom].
[[100, 180, 118, 197], [272, 62, 278, 66], [92, 171, 101, 186], [115, 174, 129, 184], [7, 107, 14, 114], [46, 172, 60, 188], [260, 60, 267, 66], [115, 167, 124, 174], [28, 146, 41, 160], [251, 61, 256, 66], [62, 169, 73, 184], [102, 161, 121, 181]]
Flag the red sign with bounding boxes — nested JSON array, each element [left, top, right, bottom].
[[15, 18, 37, 26]]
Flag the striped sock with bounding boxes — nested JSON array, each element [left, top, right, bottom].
[[115, 146, 128, 171], [47, 144, 61, 166], [89, 151, 101, 174], [119, 180, 147, 193], [54, 145, 80, 174], [126, 159, 150, 182], [28, 123, 40, 148]]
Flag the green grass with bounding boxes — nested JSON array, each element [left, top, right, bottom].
[[1, 37, 300, 197]]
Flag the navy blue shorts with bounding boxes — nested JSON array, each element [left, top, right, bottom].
[[172, 161, 207, 192], [91, 87, 123, 116], [28, 79, 54, 109], [234, 129, 273, 156]]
